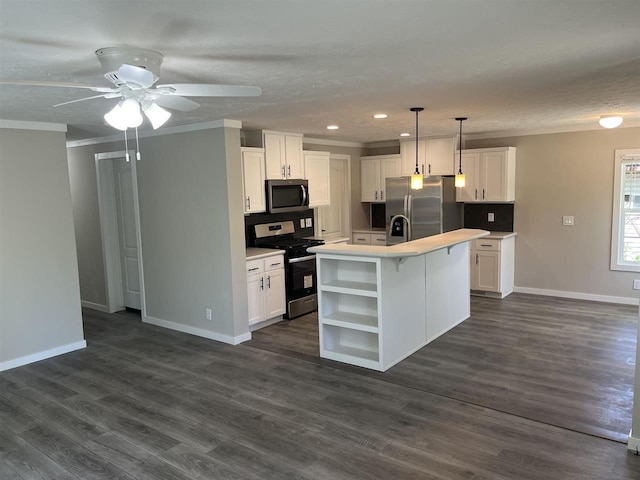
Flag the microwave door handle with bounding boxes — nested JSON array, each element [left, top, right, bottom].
[[300, 184, 308, 206]]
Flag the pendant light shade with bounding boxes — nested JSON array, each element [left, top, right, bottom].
[[455, 117, 467, 188], [410, 107, 424, 190], [104, 99, 143, 130], [142, 102, 172, 129]]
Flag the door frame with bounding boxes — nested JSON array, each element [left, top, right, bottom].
[[316, 154, 352, 237], [95, 150, 146, 315]]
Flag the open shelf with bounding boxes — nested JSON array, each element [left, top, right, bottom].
[[320, 279, 377, 297], [322, 345, 380, 370], [322, 311, 378, 333]]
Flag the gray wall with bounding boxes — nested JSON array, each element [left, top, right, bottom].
[[0, 128, 85, 367], [467, 127, 640, 302]]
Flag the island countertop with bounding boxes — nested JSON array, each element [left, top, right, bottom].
[[308, 228, 490, 258]]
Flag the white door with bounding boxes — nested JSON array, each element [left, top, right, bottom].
[[318, 157, 350, 237], [113, 158, 141, 309]]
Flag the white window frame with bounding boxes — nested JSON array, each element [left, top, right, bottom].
[[611, 148, 640, 272]]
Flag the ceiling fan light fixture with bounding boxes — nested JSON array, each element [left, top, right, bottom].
[[143, 102, 172, 129], [104, 99, 143, 130], [599, 115, 623, 129]]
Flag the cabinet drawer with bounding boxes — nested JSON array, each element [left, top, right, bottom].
[[264, 255, 285, 271], [474, 239, 500, 251], [246, 259, 264, 275], [370, 234, 387, 246], [352, 233, 371, 245]]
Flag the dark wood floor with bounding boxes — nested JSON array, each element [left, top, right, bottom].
[[0, 294, 638, 479]]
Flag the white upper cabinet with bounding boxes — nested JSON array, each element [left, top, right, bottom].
[[455, 147, 516, 203], [303, 150, 331, 207], [245, 130, 304, 180], [241, 147, 266, 214], [400, 137, 456, 177], [360, 154, 401, 202]]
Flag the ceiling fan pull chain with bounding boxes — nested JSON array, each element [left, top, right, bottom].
[[124, 129, 130, 162], [135, 127, 141, 161]]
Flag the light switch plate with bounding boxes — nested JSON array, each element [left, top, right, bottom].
[[488, 212, 495, 222], [562, 216, 574, 226], [305, 218, 312, 228], [300, 218, 305, 228], [633, 279, 640, 290]]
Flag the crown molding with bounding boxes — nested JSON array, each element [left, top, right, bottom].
[[0, 119, 67, 132], [66, 119, 242, 148], [303, 137, 366, 148]]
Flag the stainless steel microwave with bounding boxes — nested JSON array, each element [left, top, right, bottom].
[[266, 179, 310, 213]]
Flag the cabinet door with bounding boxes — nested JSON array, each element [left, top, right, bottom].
[[480, 150, 508, 202], [285, 135, 304, 178], [427, 137, 456, 176], [242, 149, 266, 213], [264, 133, 285, 179], [360, 159, 381, 202], [456, 152, 481, 202], [475, 251, 500, 292], [400, 139, 427, 176], [304, 152, 330, 207], [265, 268, 286, 318], [247, 273, 266, 325], [379, 156, 401, 202]]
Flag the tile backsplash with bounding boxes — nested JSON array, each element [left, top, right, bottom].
[[463, 203, 514, 232]]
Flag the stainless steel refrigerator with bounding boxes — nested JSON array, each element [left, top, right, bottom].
[[385, 176, 462, 245]]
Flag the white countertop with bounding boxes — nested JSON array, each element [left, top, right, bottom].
[[246, 248, 284, 260], [485, 231, 517, 239], [308, 228, 490, 258]]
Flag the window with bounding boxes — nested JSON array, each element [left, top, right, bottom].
[[611, 149, 640, 271]]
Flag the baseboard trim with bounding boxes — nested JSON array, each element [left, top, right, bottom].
[[513, 286, 639, 306], [628, 429, 640, 452], [143, 315, 252, 345], [81, 301, 111, 313], [0, 340, 87, 372]]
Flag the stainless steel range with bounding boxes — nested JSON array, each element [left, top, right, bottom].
[[254, 221, 324, 319]]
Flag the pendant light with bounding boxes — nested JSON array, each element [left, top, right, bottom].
[[455, 117, 467, 188], [410, 107, 424, 190]]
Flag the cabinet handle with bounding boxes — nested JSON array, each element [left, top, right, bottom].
[[475, 189, 478, 200], [421, 164, 425, 175], [476, 253, 479, 265], [381, 191, 384, 200], [288, 165, 291, 177], [270, 262, 281, 267], [428, 163, 431, 175], [281, 165, 286, 178], [260, 277, 264, 290], [248, 267, 259, 272], [375, 191, 378, 200], [267, 275, 271, 288], [482, 188, 486, 199], [480, 244, 492, 247], [246, 196, 251, 210]]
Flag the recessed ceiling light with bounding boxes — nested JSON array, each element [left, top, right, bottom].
[[373, 113, 388, 119], [400, 132, 411, 137], [326, 125, 339, 130], [599, 115, 623, 128]]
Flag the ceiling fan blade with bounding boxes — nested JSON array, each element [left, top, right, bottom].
[[53, 93, 117, 107], [0, 79, 115, 93], [117, 64, 156, 89], [155, 84, 262, 97], [153, 94, 201, 112]]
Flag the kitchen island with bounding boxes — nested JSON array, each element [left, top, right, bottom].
[[308, 228, 489, 371]]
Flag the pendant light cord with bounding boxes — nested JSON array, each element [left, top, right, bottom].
[[135, 127, 141, 161], [456, 117, 467, 174], [124, 129, 129, 162]]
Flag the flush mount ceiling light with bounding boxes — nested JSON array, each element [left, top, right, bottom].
[[327, 125, 339, 130], [400, 132, 411, 137], [599, 115, 623, 129], [410, 107, 424, 190], [455, 117, 467, 188], [373, 113, 388, 119]]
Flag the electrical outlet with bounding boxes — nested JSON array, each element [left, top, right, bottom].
[[300, 218, 305, 228], [305, 218, 312, 228], [633, 280, 640, 290], [206, 308, 212, 320], [562, 216, 574, 226], [488, 212, 495, 222]]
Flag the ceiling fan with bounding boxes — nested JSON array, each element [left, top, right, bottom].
[[0, 46, 262, 130]]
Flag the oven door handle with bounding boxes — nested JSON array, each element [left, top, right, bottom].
[[288, 254, 316, 264]]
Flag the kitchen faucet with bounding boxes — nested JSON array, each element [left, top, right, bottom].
[[388, 214, 412, 242]]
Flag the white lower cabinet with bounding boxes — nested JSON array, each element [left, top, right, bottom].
[[352, 231, 386, 245], [246, 253, 286, 326], [470, 236, 515, 298]]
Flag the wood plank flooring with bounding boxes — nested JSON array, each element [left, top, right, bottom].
[[0, 294, 638, 479]]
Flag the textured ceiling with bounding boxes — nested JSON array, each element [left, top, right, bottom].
[[1, 0, 639, 143]]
